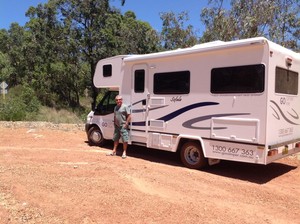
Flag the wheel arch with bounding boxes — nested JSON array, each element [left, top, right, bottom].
[[87, 124, 106, 146], [176, 135, 207, 157], [88, 123, 102, 131]]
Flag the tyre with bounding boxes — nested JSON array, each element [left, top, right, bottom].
[[180, 141, 207, 169], [87, 126, 105, 146]]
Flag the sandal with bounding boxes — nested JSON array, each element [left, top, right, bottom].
[[106, 152, 116, 156]]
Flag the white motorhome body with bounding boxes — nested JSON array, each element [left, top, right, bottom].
[[86, 37, 300, 169]]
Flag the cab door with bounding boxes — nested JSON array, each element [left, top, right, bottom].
[[93, 90, 118, 139]]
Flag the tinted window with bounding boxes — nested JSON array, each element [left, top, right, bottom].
[[211, 64, 265, 93], [134, 69, 145, 93], [103, 64, 112, 77], [275, 67, 298, 95], [154, 71, 190, 94], [95, 91, 118, 115]]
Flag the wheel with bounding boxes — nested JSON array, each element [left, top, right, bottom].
[[87, 126, 105, 146], [180, 142, 207, 169]]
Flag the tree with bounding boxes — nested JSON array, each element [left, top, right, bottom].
[[118, 11, 160, 54], [2, 23, 32, 86], [23, 0, 160, 109], [267, 0, 300, 50], [25, 2, 67, 107], [56, 0, 120, 105], [160, 11, 198, 50], [200, 0, 236, 41], [0, 52, 13, 82], [56, 0, 161, 105], [200, 0, 300, 50]]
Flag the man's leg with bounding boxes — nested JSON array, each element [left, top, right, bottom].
[[121, 127, 129, 158], [122, 142, 127, 157], [112, 140, 119, 155], [110, 126, 120, 155]]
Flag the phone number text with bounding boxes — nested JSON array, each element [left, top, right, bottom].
[[212, 145, 254, 158]]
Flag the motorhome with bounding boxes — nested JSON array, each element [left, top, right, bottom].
[[86, 37, 300, 169]]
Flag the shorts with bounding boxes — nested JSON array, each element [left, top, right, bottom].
[[112, 125, 129, 142]]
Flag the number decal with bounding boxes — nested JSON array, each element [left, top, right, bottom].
[[212, 145, 254, 158]]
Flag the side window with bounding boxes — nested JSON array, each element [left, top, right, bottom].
[[134, 69, 145, 93], [154, 71, 190, 94], [275, 67, 298, 95], [103, 64, 112, 77], [95, 91, 118, 115], [211, 64, 265, 93]]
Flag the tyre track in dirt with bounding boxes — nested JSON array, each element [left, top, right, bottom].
[[0, 124, 300, 223]]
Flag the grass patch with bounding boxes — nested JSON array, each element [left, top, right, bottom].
[[35, 106, 84, 124]]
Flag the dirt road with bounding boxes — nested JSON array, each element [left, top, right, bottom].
[[0, 125, 299, 224]]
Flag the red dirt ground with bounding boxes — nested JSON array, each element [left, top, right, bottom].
[[0, 126, 299, 224]]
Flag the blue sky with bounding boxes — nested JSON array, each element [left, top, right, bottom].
[[0, 0, 218, 33]]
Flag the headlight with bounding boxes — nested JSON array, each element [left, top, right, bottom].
[[86, 111, 94, 123]]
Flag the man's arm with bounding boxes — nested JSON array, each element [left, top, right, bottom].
[[125, 114, 131, 127]]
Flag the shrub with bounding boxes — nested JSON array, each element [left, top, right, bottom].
[[0, 85, 41, 121]]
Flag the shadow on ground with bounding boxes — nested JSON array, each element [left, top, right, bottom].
[[93, 142, 298, 185]]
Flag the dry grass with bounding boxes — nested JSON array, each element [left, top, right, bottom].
[[35, 106, 84, 124]]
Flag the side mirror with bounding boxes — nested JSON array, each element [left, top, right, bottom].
[[91, 102, 96, 110]]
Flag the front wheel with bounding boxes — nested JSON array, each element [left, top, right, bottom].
[[180, 142, 207, 169], [87, 126, 106, 146]]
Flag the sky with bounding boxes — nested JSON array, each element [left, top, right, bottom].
[[0, 0, 216, 33]]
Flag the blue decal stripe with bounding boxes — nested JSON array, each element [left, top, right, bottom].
[[132, 121, 146, 126], [182, 113, 250, 130], [131, 102, 219, 126], [157, 102, 219, 122]]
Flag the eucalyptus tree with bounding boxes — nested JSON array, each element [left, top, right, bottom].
[[25, 1, 68, 107], [200, 0, 300, 50], [0, 30, 13, 82], [55, 0, 122, 104], [118, 11, 161, 54], [267, 0, 300, 50], [56, 0, 161, 104], [0, 29, 9, 53], [2, 23, 27, 86], [160, 11, 198, 50], [0, 52, 13, 83]]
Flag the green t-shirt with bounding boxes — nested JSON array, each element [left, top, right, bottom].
[[114, 104, 130, 127]]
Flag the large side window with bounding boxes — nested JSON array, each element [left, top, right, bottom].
[[103, 64, 112, 77], [211, 64, 265, 93], [275, 67, 298, 95], [154, 71, 190, 94], [134, 69, 145, 93]]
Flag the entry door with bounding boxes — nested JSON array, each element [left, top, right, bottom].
[[130, 64, 149, 143]]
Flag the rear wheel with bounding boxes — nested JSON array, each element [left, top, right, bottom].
[[180, 142, 207, 169], [87, 126, 105, 146]]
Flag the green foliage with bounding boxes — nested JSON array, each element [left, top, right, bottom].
[[0, 0, 299, 123], [200, 0, 300, 49], [0, 85, 41, 121], [160, 11, 198, 50], [0, 52, 13, 81], [0, 97, 26, 121]]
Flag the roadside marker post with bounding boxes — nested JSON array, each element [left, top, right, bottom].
[[0, 81, 8, 100]]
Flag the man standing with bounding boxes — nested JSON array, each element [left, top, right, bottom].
[[108, 95, 131, 158]]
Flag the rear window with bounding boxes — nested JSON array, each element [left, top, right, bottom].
[[275, 67, 298, 95]]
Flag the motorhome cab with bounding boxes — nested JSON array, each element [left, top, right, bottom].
[[86, 37, 300, 169]]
